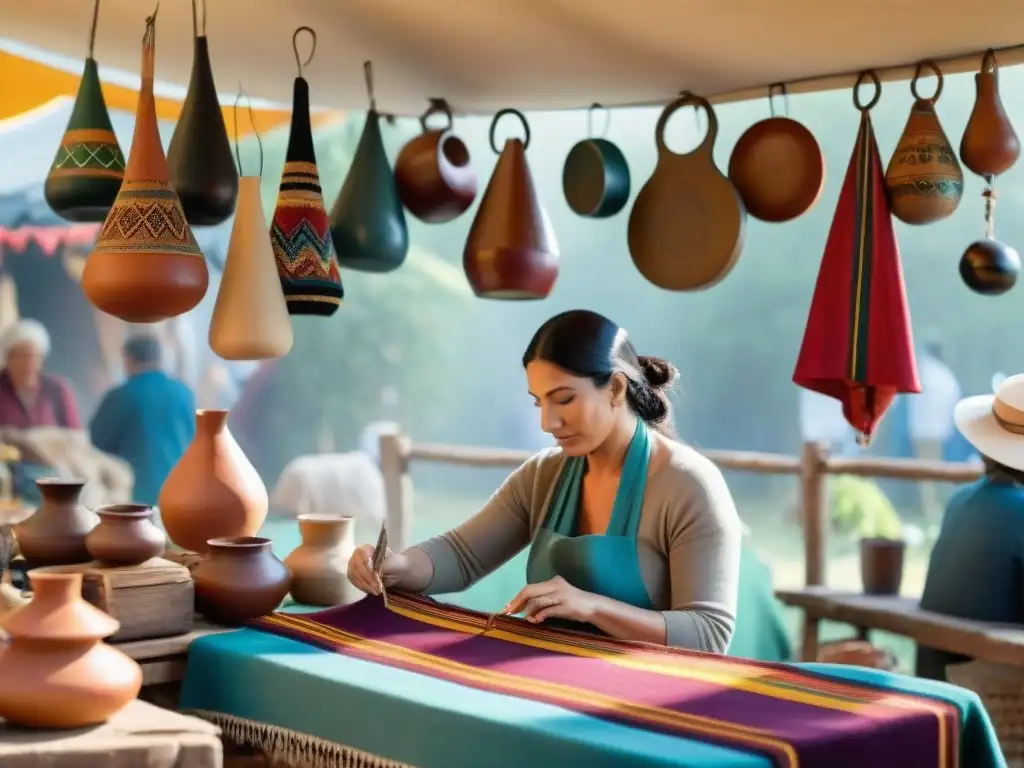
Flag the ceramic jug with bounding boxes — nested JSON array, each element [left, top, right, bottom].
[[193, 536, 291, 625], [284, 515, 360, 606], [0, 571, 142, 728], [15, 478, 99, 567], [464, 109, 559, 299], [158, 409, 268, 554]]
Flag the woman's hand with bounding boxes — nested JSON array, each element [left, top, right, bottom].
[[347, 544, 409, 596], [505, 576, 600, 624]]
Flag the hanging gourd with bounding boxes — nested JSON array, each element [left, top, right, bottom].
[[960, 50, 1020, 178], [270, 28, 343, 316], [81, 9, 208, 324], [884, 61, 963, 225], [329, 61, 409, 273], [166, 0, 238, 226], [44, 0, 126, 223], [209, 92, 293, 360], [463, 109, 559, 299], [958, 50, 1020, 297]]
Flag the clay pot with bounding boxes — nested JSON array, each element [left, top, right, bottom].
[[192, 536, 291, 625], [860, 537, 906, 596], [0, 571, 142, 727], [284, 515, 359, 607], [85, 504, 166, 567], [158, 410, 268, 554], [14, 479, 99, 568]]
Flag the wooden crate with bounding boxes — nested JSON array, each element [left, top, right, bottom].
[[37, 558, 194, 642]]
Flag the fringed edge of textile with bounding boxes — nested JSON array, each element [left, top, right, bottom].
[[184, 709, 416, 768]]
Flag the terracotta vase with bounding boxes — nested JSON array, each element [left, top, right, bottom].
[[209, 176, 294, 360], [15, 479, 99, 568], [158, 409, 268, 554], [81, 13, 209, 323], [0, 571, 142, 728], [192, 536, 291, 625], [284, 515, 359, 606], [271, 46, 343, 316], [85, 504, 167, 567]]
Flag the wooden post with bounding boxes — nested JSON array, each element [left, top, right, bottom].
[[379, 430, 413, 553], [799, 441, 828, 661]]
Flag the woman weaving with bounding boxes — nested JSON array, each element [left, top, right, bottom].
[[348, 310, 742, 652]]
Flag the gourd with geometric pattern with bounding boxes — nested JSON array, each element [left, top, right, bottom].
[[44, 0, 126, 223], [81, 10, 208, 324], [270, 28, 343, 316]]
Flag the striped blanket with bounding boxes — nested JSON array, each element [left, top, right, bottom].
[[251, 592, 963, 767]]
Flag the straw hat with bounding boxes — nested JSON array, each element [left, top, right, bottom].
[[954, 373, 1024, 471]]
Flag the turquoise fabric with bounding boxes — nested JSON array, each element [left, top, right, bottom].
[[728, 541, 793, 662], [525, 420, 654, 611], [89, 369, 195, 505], [918, 475, 1024, 680], [179, 627, 1006, 768]]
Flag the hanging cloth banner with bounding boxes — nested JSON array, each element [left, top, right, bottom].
[[793, 71, 920, 444]]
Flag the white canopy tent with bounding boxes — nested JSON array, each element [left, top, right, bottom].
[[3, 0, 1024, 116]]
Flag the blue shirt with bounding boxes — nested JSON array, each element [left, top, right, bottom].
[[89, 370, 196, 506], [916, 475, 1024, 679]]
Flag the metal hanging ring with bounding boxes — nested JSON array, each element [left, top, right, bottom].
[[292, 27, 317, 77], [768, 83, 789, 118], [853, 70, 881, 112], [419, 98, 453, 133], [910, 60, 943, 103], [488, 108, 531, 154], [586, 102, 611, 138]]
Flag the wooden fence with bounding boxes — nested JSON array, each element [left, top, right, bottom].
[[377, 433, 983, 586]]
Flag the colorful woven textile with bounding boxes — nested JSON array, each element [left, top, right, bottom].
[[249, 593, 969, 768]]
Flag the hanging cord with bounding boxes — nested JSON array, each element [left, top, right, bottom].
[[364, 61, 377, 112], [141, 3, 159, 80], [88, 0, 101, 58], [586, 102, 610, 138], [983, 175, 997, 240], [190, 0, 207, 37], [233, 85, 264, 178], [293, 26, 317, 77], [768, 83, 789, 117]]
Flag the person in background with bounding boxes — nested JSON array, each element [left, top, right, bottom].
[[89, 335, 195, 505], [917, 373, 1024, 681], [0, 318, 80, 429], [909, 341, 961, 515]]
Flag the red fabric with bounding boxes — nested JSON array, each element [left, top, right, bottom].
[[793, 111, 920, 442], [0, 371, 81, 429]]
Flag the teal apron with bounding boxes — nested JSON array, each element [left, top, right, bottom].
[[526, 420, 655, 630]]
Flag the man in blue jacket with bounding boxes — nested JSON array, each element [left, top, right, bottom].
[[89, 335, 195, 505]]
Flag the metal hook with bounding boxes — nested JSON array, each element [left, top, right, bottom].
[[586, 102, 611, 139], [292, 27, 317, 77], [768, 83, 789, 118]]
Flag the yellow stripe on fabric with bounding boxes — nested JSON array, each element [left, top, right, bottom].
[[848, 115, 872, 378], [261, 614, 799, 765], [386, 597, 951, 763]]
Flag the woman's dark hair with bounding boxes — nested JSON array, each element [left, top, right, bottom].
[[522, 309, 678, 435]]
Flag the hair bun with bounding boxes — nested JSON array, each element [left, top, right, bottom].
[[638, 356, 677, 389]]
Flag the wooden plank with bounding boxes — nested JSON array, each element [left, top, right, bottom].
[[776, 587, 1024, 666], [115, 619, 233, 661]]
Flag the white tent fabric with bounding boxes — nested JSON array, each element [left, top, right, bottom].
[[4, 0, 1024, 115]]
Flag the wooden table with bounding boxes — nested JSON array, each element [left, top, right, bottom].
[[777, 586, 1024, 665], [0, 698, 222, 768]]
